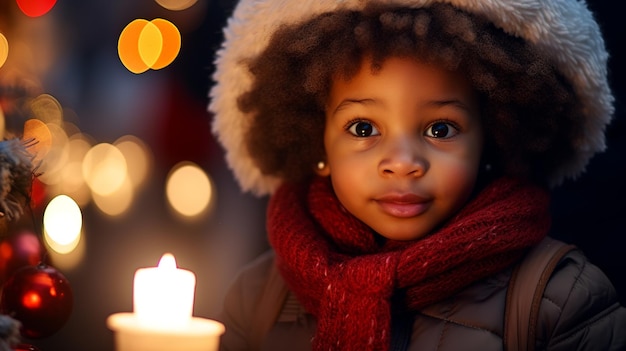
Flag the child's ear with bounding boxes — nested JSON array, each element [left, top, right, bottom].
[[315, 161, 331, 176]]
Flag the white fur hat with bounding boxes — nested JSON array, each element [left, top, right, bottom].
[[209, 0, 613, 196]]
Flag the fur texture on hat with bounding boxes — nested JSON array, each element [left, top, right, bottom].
[[209, 0, 613, 196]]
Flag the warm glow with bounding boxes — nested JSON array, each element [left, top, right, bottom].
[[166, 162, 213, 218], [138, 21, 162, 68], [37, 123, 70, 185], [118, 19, 181, 74], [82, 143, 128, 196], [44, 226, 81, 255], [155, 0, 198, 11], [0, 106, 5, 138], [30, 94, 64, 125], [92, 177, 133, 217], [22, 119, 53, 162], [58, 160, 85, 193], [118, 19, 150, 74], [149, 19, 181, 70], [16, 0, 57, 17], [133, 253, 196, 329], [158, 253, 177, 269], [0, 33, 8, 69], [44, 228, 86, 271], [48, 134, 91, 204], [22, 291, 42, 309], [114, 135, 152, 189], [43, 195, 82, 253]]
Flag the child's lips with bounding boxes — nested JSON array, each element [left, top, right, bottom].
[[375, 193, 430, 218]]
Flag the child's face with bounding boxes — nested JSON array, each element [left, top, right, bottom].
[[322, 56, 483, 241]]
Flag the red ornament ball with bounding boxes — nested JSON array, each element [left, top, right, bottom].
[[0, 263, 73, 339]]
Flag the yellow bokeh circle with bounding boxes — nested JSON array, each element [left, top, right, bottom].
[[0, 33, 8, 69], [118, 19, 181, 74], [165, 162, 213, 218], [155, 0, 198, 11]]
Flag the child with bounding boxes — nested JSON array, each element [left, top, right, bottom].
[[209, 0, 626, 350]]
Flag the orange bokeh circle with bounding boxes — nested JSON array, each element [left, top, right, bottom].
[[118, 19, 181, 74]]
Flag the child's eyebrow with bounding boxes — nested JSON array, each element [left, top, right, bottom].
[[425, 99, 475, 113], [331, 98, 474, 115], [331, 98, 375, 115]]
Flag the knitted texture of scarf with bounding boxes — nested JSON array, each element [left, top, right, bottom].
[[267, 176, 551, 351]]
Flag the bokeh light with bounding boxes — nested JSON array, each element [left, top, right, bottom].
[[36, 122, 70, 185], [44, 226, 81, 255], [92, 177, 134, 217], [138, 21, 163, 68], [114, 134, 152, 189], [44, 229, 86, 272], [118, 19, 150, 74], [149, 19, 181, 70], [118, 18, 181, 74], [52, 134, 94, 207], [0, 106, 5, 138], [165, 161, 214, 218], [155, 0, 198, 11], [43, 195, 82, 254], [29, 94, 64, 125], [16, 0, 58, 17], [0, 33, 8, 69], [22, 118, 53, 162], [82, 143, 128, 196]]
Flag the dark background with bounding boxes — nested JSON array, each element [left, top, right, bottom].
[[0, 0, 623, 350], [550, 0, 626, 304]]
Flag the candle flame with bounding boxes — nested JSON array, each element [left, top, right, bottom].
[[158, 253, 177, 270]]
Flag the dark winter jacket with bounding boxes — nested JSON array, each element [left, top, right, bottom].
[[218, 244, 626, 351]]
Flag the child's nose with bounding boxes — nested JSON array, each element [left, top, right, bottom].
[[378, 137, 428, 178]]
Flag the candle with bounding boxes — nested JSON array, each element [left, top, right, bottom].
[[133, 253, 195, 329], [107, 253, 225, 351]]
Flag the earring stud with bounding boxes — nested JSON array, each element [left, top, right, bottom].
[[317, 161, 326, 170]]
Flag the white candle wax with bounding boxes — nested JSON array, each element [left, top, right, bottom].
[[107, 313, 225, 351], [133, 253, 195, 329]]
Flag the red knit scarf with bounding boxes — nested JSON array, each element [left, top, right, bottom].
[[267, 176, 551, 351]]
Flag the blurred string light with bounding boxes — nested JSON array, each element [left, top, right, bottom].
[[91, 176, 134, 217], [16, 0, 57, 17], [43, 228, 86, 272], [42, 195, 82, 255], [0, 106, 5, 138], [0, 33, 8, 68], [37, 122, 70, 184], [118, 18, 181, 74], [82, 143, 128, 196], [22, 118, 52, 163], [29, 93, 63, 124], [87, 135, 153, 216], [38, 130, 155, 217], [165, 161, 214, 219], [15, 92, 158, 260], [155, 0, 198, 11], [56, 133, 94, 207], [114, 134, 152, 190]]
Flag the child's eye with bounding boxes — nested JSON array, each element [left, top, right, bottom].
[[425, 121, 458, 139], [347, 120, 380, 137]]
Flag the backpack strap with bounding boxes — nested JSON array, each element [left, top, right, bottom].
[[249, 259, 289, 350], [504, 236, 577, 351]]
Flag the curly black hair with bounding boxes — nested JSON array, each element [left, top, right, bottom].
[[238, 3, 581, 187]]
